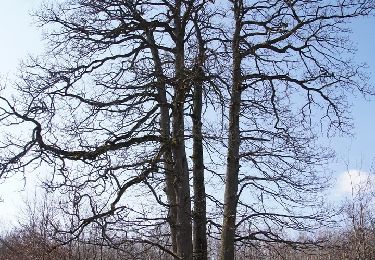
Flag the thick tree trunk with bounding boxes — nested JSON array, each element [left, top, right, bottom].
[[172, 89, 193, 260], [146, 31, 179, 257], [220, 1, 243, 259], [192, 18, 207, 260], [192, 73, 207, 260], [173, 2, 193, 258]]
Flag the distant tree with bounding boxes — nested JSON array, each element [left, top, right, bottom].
[[339, 170, 375, 259], [0, 195, 67, 260], [0, 1, 374, 260]]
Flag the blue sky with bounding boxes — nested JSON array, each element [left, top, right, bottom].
[[0, 1, 42, 76], [0, 0, 44, 227], [333, 16, 375, 173], [0, 1, 374, 225]]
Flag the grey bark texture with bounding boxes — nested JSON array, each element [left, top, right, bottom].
[[192, 17, 207, 260], [220, 1, 243, 259], [147, 30, 179, 256], [173, 2, 193, 259]]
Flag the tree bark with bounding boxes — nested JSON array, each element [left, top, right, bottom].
[[220, 1, 243, 259], [173, 1, 193, 259], [192, 83, 207, 260], [146, 30, 179, 257], [172, 87, 193, 260], [192, 16, 207, 260]]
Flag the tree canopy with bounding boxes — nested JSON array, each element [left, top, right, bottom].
[[0, 1, 374, 259]]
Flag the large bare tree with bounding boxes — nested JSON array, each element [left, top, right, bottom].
[[220, 1, 374, 259], [0, 1, 204, 259], [0, 1, 374, 260]]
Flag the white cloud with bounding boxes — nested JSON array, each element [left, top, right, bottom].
[[336, 169, 374, 195]]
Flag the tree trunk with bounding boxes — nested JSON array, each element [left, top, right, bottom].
[[192, 83, 207, 260], [172, 88, 193, 260], [192, 17, 207, 260], [146, 30, 179, 257], [173, 2, 193, 258], [220, 1, 243, 259], [192, 70, 207, 260]]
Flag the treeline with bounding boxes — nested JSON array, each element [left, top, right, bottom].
[[1, 200, 374, 260], [1, 222, 375, 260]]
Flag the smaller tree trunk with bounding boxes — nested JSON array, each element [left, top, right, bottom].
[[192, 75, 207, 260], [192, 16, 208, 260], [173, 5, 193, 257], [219, 1, 243, 259], [146, 30, 179, 258]]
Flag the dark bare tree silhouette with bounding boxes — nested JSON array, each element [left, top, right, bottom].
[[0, 1, 374, 260]]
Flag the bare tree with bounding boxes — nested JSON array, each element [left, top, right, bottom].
[[0, 1, 374, 260], [0, 0, 220, 259], [219, 1, 374, 259]]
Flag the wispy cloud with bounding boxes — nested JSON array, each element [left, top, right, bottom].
[[335, 169, 374, 195]]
